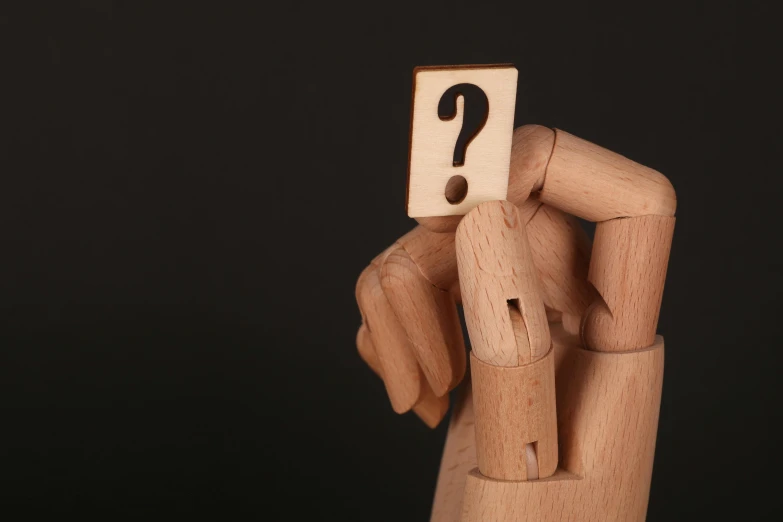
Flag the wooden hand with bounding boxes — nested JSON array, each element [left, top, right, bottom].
[[355, 124, 676, 521]]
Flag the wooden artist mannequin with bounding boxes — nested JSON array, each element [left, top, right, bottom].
[[355, 69, 675, 521]]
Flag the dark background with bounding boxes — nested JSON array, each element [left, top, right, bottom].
[[2, 1, 781, 520]]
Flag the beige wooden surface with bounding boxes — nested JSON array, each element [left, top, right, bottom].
[[459, 326, 665, 522], [540, 129, 677, 221], [407, 65, 518, 217], [356, 121, 677, 521], [583, 215, 675, 352], [381, 244, 465, 396], [356, 324, 449, 428], [470, 349, 558, 481], [455, 200, 550, 366]]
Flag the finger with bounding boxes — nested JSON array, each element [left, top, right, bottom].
[[538, 129, 676, 222], [395, 225, 458, 290], [456, 200, 550, 365], [456, 199, 558, 481], [513, 197, 590, 335], [414, 215, 462, 233], [411, 380, 450, 429], [356, 264, 421, 413], [414, 124, 554, 234], [507, 124, 554, 204], [381, 244, 465, 396], [582, 214, 675, 351], [357, 323, 449, 428], [525, 204, 594, 322], [356, 323, 381, 374], [380, 225, 466, 395]]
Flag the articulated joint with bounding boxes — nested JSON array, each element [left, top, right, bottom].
[[510, 125, 677, 222]]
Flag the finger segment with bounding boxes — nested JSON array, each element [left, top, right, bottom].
[[456, 200, 550, 366], [582, 215, 675, 351], [356, 265, 421, 413], [381, 245, 466, 396], [357, 323, 449, 428]]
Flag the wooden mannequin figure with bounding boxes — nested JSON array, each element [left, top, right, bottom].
[[355, 66, 675, 522]]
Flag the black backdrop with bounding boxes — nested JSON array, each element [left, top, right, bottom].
[[2, 2, 781, 520]]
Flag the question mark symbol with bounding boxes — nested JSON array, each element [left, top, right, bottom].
[[438, 83, 489, 204]]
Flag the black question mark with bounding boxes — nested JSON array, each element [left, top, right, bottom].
[[437, 83, 489, 167]]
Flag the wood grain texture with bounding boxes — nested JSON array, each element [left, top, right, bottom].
[[356, 325, 449, 428], [456, 200, 550, 366], [440, 198, 539, 300], [470, 349, 558, 481], [381, 245, 466, 396], [539, 129, 677, 222], [397, 225, 458, 291], [355, 119, 678, 517], [416, 124, 550, 233], [418, 125, 676, 231], [408, 65, 518, 217], [526, 204, 593, 318], [506, 124, 553, 204], [460, 325, 665, 522], [412, 374, 451, 428], [355, 264, 421, 413], [431, 382, 477, 522], [561, 313, 581, 335], [353, 199, 585, 418], [515, 197, 542, 225], [582, 215, 675, 352]]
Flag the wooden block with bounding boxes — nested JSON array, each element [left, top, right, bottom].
[[407, 65, 518, 218], [470, 348, 558, 481], [459, 325, 665, 522]]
